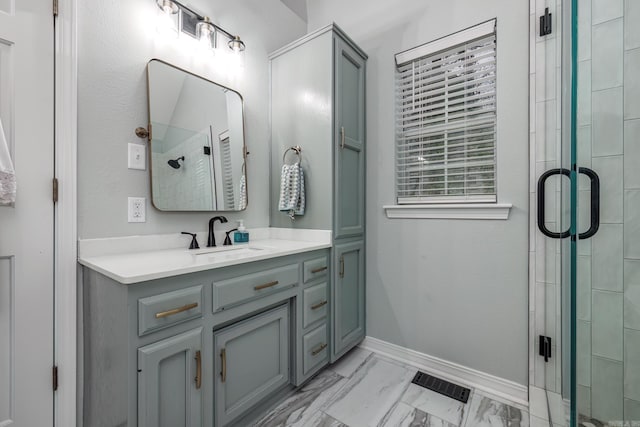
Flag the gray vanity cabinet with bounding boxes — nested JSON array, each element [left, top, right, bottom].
[[213, 304, 290, 427], [138, 327, 203, 427], [270, 24, 367, 364], [333, 240, 365, 358], [334, 36, 366, 240]]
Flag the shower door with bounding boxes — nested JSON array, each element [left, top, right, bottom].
[[536, 0, 640, 426], [570, 0, 640, 425], [538, 0, 640, 425]]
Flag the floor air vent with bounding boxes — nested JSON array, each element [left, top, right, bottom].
[[411, 371, 471, 403]]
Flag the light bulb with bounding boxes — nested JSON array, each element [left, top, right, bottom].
[[196, 17, 216, 53], [156, 0, 178, 39], [227, 36, 245, 53]]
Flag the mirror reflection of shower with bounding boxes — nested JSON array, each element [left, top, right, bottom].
[[167, 156, 185, 169]]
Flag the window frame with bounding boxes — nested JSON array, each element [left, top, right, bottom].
[[394, 19, 498, 206]]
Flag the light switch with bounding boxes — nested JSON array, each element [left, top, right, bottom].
[[128, 143, 146, 170]]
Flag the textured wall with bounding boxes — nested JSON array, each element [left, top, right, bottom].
[[307, 0, 530, 385], [77, 0, 306, 238]]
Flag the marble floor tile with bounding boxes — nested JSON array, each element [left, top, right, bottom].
[[324, 355, 415, 427], [400, 383, 468, 426], [305, 412, 348, 427], [379, 401, 458, 427], [328, 347, 373, 379], [253, 370, 347, 427], [464, 390, 530, 427]]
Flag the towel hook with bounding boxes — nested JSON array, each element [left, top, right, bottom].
[[283, 145, 302, 164]]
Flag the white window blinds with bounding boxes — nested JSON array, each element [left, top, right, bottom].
[[395, 20, 497, 204]]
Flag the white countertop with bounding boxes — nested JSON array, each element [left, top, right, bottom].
[[78, 228, 332, 284]]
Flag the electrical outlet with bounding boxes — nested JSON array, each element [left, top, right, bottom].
[[128, 143, 146, 170], [128, 197, 146, 223]]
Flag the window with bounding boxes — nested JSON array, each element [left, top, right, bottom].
[[395, 20, 497, 204]]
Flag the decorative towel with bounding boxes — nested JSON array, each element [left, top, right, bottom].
[[238, 173, 247, 210], [278, 162, 305, 220], [0, 118, 16, 205]]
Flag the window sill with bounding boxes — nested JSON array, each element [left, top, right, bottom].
[[383, 203, 513, 220]]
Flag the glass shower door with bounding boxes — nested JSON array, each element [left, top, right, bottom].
[[571, 0, 640, 425]]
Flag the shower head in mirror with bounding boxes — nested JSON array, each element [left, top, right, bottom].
[[168, 156, 185, 169]]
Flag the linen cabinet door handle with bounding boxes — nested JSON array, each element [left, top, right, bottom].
[[340, 126, 345, 149], [194, 350, 202, 389], [311, 300, 328, 310], [339, 256, 344, 278], [220, 348, 227, 383]]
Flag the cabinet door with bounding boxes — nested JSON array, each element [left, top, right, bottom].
[[334, 36, 366, 239], [138, 327, 203, 427], [333, 240, 365, 359], [214, 305, 289, 426]]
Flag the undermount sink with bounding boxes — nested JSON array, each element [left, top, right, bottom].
[[192, 245, 267, 260]]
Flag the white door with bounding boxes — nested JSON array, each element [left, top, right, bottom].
[[0, 0, 55, 426]]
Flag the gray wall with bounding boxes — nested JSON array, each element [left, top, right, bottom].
[[307, 0, 530, 385], [77, 0, 306, 238]]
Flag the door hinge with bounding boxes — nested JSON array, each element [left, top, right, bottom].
[[52, 366, 58, 391], [53, 0, 58, 17], [539, 335, 552, 362], [53, 178, 59, 204], [540, 7, 552, 36]]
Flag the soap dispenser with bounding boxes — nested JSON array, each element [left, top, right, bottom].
[[234, 220, 249, 243]]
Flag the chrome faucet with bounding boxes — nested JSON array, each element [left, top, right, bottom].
[[207, 216, 228, 247]]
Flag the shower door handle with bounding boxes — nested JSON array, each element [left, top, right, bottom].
[[578, 167, 600, 240], [537, 168, 571, 239]]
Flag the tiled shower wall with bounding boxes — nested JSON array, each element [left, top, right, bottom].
[[530, 0, 640, 423], [151, 130, 215, 211], [574, 0, 640, 422]]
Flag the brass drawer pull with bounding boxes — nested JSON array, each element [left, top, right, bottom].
[[195, 350, 202, 389], [311, 343, 327, 356], [155, 302, 198, 319], [254, 280, 279, 291], [311, 300, 328, 310], [311, 266, 327, 274], [220, 348, 227, 383]]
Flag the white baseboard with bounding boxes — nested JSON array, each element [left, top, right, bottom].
[[359, 336, 529, 407]]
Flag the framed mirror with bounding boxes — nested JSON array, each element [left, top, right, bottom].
[[146, 59, 247, 211]]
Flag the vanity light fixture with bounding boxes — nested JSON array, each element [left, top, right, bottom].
[[228, 36, 245, 53], [196, 16, 216, 51], [156, 0, 179, 38], [154, 0, 246, 54]]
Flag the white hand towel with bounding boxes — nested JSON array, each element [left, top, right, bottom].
[[278, 162, 305, 220], [0, 118, 16, 205]]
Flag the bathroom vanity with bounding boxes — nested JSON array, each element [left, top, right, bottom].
[[80, 229, 337, 427], [80, 22, 367, 427]]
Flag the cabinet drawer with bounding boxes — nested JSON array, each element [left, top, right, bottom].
[[212, 264, 298, 312], [303, 323, 328, 375], [303, 282, 328, 328], [138, 285, 203, 336], [303, 257, 328, 283]]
